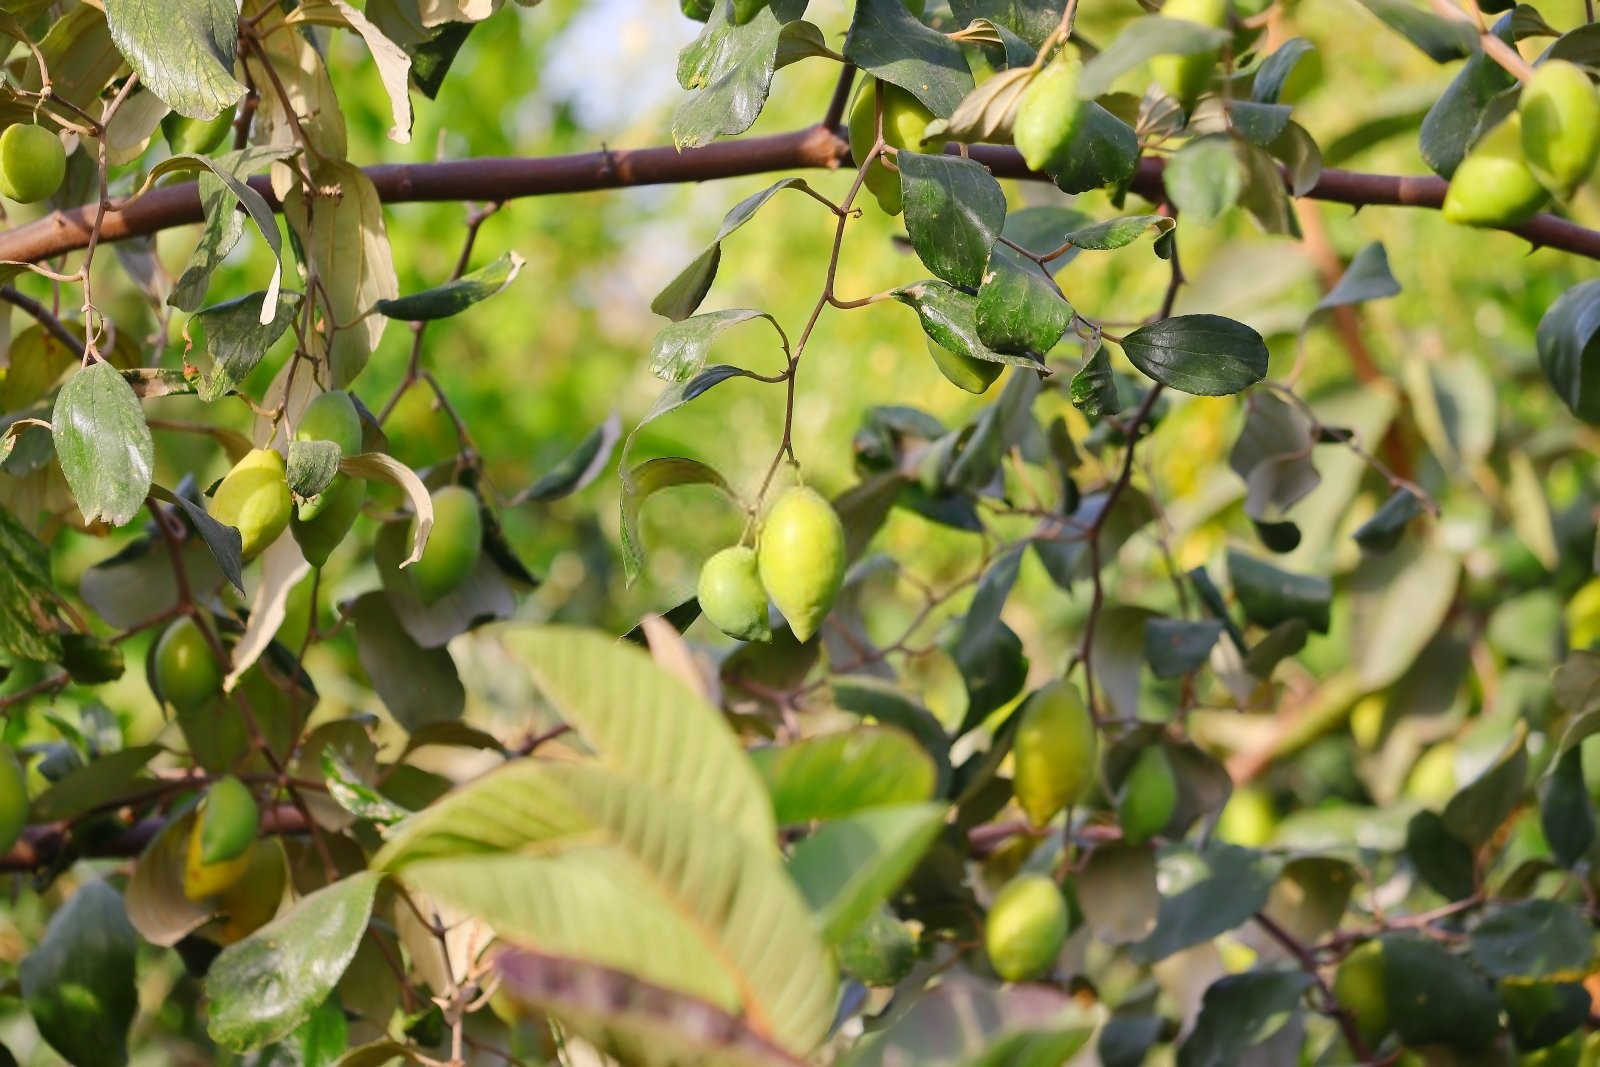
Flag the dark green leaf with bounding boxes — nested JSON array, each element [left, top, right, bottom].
[[52, 361, 154, 528], [1033, 488, 1157, 590], [1383, 936, 1501, 1051], [1227, 101, 1294, 146], [952, 620, 1029, 735], [953, 543, 1025, 675], [899, 152, 1007, 290], [976, 250, 1073, 356], [1242, 618, 1308, 678], [59, 632, 125, 684], [374, 252, 524, 321], [1118, 315, 1268, 396], [947, 369, 1042, 491], [1189, 565, 1247, 651], [1131, 843, 1280, 963], [652, 178, 813, 320], [1044, 103, 1140, 194], [672, 0, 807, 148], [1421, 17, 1517, 177], [30, 744, 161, 822], [1227, 549, 1331, 633], [349, 592, 464, 732], [193, 290, 301, 402], [1405, 809, 1478, 900], [103, 0, 243, 118], [0, 506, 62, 663], [948, 0, 1063, 49], [1356, 0, 1479, 61], [893, 281, 1044, 369], [1061, 214, 1174, 251], [1177, 969, 1312, 1067], [1441, 722, 1527, 846], [1314, 242, 1401, 314], [1252, 37, 1315, 104], [21, 881, 139, 1067], [843, 0, 973, 116], [1541, 747, 1593, 868], [1536, 278, 1600, 425], [1471, 900, 1595, 980], [1501, 980, 1588, 1051], [1144, 618, 1223, 679], [511, 413, 621, 504], [286, 440, 341, 501], [1077, 16, 1230, 99], [164, 148, 294, 313], [1353, 487, 1425, 552], [206, 872, 383, 1050], [1229, 391, 1320, 522], [1070, 345, 1122, 417]]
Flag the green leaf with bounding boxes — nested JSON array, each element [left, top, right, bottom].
[[374, 251, 524, 321], [124, 807, 216, 947], [1077, 843, 1160, 944], [286, 440, 341, 501], [1164, 135, 1245, 224], [976, 249, 1073, 356], [1442, 721, 1527, 846], [1314, 242, 1401, 314], [1227, 549, 1331, 634], [30, 744, 161, 822], [1243, 619, 1308, 678], [752, 727, 937, 825], [1471, 900, 1595, 980], [20, 881, 139, 1067], [1177, 969, 1313, 1067], [1118, 314, 1268, 396], [348, 592, 464, 732], [830, 675, 952, 796], [1043, 102, 1139, 194], [1355, 0, 1479, 61], [192, 290, 301, 403], [649, 308, 784, 383], [899, 152, 1007, 290], [947, 369, 1042, 491], [1130, 843, 1281, 964], [1252, 37, 1316, 104], [1405, 809, 1478, 900], [1077, 15, 1230, 99], [1033, 488, 1157, 590], [1228, 391, 1320, 522], [653, 179, 814, 320], [1226, 100, 1294, 146], [1061, 214, 1175, 251], [1536, 278, 1600, 425], [893, 281, 1043, 370], [206, 872, 383, 1051], [51, 361, 154, 528], [322, 749, 410, 826], [843, 0, 973, 117], [1070, 345, 1122, 417], [161, 147, 295, 314], [511, 413, 621, 504], [788, 802, 946, 944], [1420, 13, 1517, 177], [620, 457, 734, 584], [494, 626, 778, 845], [103, 0, 244, 119], [1541, 748, 1593, 868], [672, 0, 806, 148], [1348, 539, 1459, 688], [0, 506, 62, 663], [1382, 936, 1501, 1051], [495, 951, 809, 1067], [948, 0, 1062, 49], [1144, 618, 1223, 679], [1353, 487, 1425, 553]]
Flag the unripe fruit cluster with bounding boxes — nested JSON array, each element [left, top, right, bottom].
[[697, 486, 845, 644], [1444, 60, 1600, 227]]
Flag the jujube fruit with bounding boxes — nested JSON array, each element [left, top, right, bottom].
[[1012, 680, 1097, 827], [291, 473, 366, 567], [1216, 784, 1277, 846], [757, 486, 846, 643], [196, 775, 259, 865], [847, 78, 935, 216], [697, 545, 771, 641], [296, 390, 364, 458], [984, 873, 1069, 982], [408, 485, 483, 604], [1014, 52, 1086, 173], [1332, 940, 1390, 1046], [929, 342, 1003, 394], [210, 448, 293, 561], [162, 109, 235, 156], [152, 616, 222, 713], [1150, 0, 1227, 112], [1520, 60, 1600, 199], [1117, 745, 1178, 845], [0, 124, 66, 204], [837, 908, 917, 987], [1442, 116, 1549, 227], [0, 747, 27, 856]]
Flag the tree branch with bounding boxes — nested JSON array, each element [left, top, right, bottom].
[[0, 803, 309, 873], [4, 125, 1600, 266]]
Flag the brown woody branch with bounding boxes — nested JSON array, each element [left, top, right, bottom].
[[3, 124, 1600, 265]]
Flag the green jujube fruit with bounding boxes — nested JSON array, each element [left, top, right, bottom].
[[1443, 117, 1549, 227], [1012, 680, 1097, 827], [162, 109, 235, 156], [757, 486, 846, 643], [153, 617, 222, 713], [196, 775, 259, 865], [984, 873, 1069, 982], [1333, 940, 1390, 1046], [0, 747, 27, 855], [1150, 0, 1227, 112], [409, 485, 483, 604], [838, 908, 918, 987], [291, 473, 366, 567], [1520, 60, 1600, 199], [1117, 745, 1178, 845], [296, 390, 364, 457], [0, 124, 66, 204], [1014, 53, 1086, 173], [698, 545, 771, 641], [211, 448, 293, 561], [929, 342, 1003, 394], [183, 819, 255, 901], [847, 78, 936, 216]]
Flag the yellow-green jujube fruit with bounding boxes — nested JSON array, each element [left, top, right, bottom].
[[1215, 784, 1276, 846], [211, 448, 293, 562], [698, 545, 771, 642], [183, 817, 256, 901], [152, 616, 222, 713], [1150, 0, 1227, 112], [847, 78, 936, 216], [196, 775, 259, 865], [1443, 116, 1549, 227], [409, 485, 483, 604], [1014, 52, 1086, 173], [290, 473, 366, 567], [1333, 940, 1390, 1046], [1520, 60, 1600, 199], [1012, 680, 1097, 827], [0, 124, 66, 204], [0, 747, 27, 856], [929, 342, 1003, 394], [296, 390, 364, 457], [162, 109, 235, 156], [757, 486, 846, 643], [1117, 745, 1178, 845], [984, 873, 1069, 982]]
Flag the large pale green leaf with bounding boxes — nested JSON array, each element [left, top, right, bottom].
[[374, 251, 524, 321], [206, 871, 383, 1050], [20, 881, 139, 1067], [52, 361, 154, 527], [496, 625, 777, 844], [788, 802, 946, 944], [103, 0, 243, 118], [752, 728, 936, 826]]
